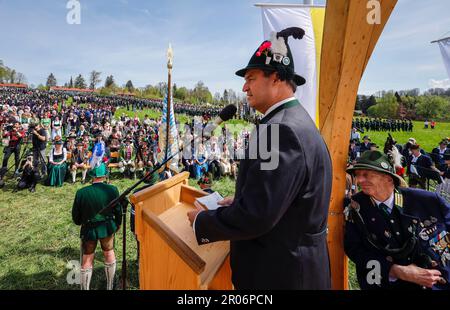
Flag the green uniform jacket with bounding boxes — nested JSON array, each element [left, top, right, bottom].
[[72, 183, 122, 241]]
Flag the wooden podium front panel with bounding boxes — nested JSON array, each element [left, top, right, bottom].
[[139, 214, 200, 289], [208, 256, 232, 290], [132, 172, 232, 290], [158, 202, 229, 287]]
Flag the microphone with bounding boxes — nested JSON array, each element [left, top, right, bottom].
[[203, 104, 237, 137]]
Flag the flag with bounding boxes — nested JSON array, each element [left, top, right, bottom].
[[260, 5, 325, 126], [437, 38, 450, 80], [157, 89, 180, 171]]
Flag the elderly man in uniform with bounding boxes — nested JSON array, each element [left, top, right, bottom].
[[344, 150, 450, 290], [187, 27, 332, 289]]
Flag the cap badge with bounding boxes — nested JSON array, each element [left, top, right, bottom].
[[272, 54, 283, 63], [282, 56, 291, 65]]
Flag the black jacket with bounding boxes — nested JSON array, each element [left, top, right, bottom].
[[195, 99, 332, 289], [344, 188, 450, 290]]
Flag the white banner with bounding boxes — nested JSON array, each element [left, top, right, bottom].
[[438, 38, 450, 80], [261, 7, 319, 124]]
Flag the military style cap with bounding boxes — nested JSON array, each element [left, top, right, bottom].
[[236, 27, 306, 86], [346, 150, 407, 187]]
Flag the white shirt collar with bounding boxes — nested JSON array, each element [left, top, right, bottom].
[[373, 192, 395, 210], [412, 153, 422, 161], [263, 97, 296, 118]]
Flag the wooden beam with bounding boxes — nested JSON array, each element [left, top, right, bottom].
[[362, 0, 398, 73], [319, 0, 397, 290]]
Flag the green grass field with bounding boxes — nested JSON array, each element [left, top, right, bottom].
[[0, 107, 250, 290], [355, 120, 450, 152], [0, 170, 236, 290], [0, 164, 360, 290]]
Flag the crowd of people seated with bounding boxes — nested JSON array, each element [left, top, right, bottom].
[[348, 129, 450, 193], [0, 86, 247, 192]]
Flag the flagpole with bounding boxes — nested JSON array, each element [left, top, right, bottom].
[[431, 36, 450, 44], [166, 44, 173, 168]]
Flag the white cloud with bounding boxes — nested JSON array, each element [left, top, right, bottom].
[[428, 78, 450, 89]]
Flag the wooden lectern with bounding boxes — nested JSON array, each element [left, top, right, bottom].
[[130, 172, 232, 290]]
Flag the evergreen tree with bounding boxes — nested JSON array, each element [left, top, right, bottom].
[[125, 80, 134, 92], [46, 73, 57, 88], [104, 75, 115, 88], [74, 74, 87, 89]]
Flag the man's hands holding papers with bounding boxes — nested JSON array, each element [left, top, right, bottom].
[[217, 196, 234, 207], [187, 194, 234, 227]]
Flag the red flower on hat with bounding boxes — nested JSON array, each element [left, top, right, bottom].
[[256, 41, 272, 57]]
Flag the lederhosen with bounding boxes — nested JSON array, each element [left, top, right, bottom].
[[73, 148, 88, 165]]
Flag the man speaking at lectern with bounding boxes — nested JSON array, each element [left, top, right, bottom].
[[188, 28, 332, 289]]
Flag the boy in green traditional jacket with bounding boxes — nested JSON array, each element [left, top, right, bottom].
[[72, 163, 122, 290]]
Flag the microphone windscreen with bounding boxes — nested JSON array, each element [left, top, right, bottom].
[[219, 104, 237, 122]]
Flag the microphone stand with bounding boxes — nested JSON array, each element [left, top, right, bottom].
[[97, 150, 179, 290], [95, 110, 235, 290]]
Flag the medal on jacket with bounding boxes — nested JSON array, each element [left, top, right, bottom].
[[419, 216, 439, 241], [419, 229, 430, 241], [429, 231, 450, 266], [344, 199, 360, 222]]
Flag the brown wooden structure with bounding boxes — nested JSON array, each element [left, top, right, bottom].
[[130, 172, 232, 290], [319, 0, 398, 289]]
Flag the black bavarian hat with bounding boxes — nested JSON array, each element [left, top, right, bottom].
[[236, 27, 306, 86]]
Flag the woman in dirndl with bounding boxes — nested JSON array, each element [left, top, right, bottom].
[[46, 135, 67, 187]]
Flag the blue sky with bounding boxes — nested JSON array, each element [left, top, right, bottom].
[[0, 0, 449, 96]]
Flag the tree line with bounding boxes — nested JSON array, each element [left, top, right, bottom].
[[355, 88, 450, 121], [44, 71, 244, 106], [0, 60, 27, 84]]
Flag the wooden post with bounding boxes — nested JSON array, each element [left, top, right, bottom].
[[319, 0, 397, 290]]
